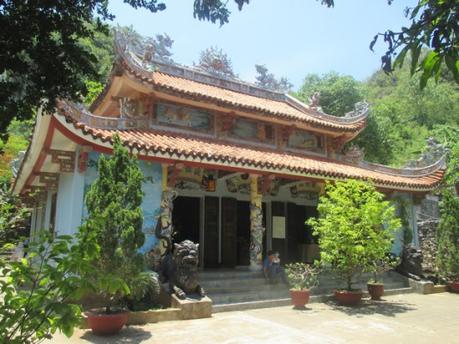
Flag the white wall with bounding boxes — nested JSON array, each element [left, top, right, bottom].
[[54, 165, 85, 237]]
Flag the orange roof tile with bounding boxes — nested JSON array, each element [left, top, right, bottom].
[[60, 109, 444, 192], [121, 62, 367, 133]]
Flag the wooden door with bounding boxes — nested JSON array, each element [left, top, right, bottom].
[[271, 201, 286, 263], [221, 197, 238, 267], [204, 196, 219, 268], [237, 201, 250, 266]]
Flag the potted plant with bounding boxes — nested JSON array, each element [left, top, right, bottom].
[[437, 189, 459, 293], [308, 180, 400, 306], [79, 135, 146, 335], [367, 255, 400, 300], [285, 262, 320, 309]]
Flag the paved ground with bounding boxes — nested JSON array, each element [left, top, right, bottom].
[[48, 293, 459, 344]]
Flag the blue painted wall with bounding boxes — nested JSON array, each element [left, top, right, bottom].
[[82, 152, 162, 253], [391, 193, 416, 256]]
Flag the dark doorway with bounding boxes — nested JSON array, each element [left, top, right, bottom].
[[237, 201, 250, 265], [204, 197, 219, 268], [172, 196, 200, 244], [221, 197, 238, 267]]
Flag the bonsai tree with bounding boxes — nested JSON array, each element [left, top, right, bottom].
[[285, 263, 320, 290], [307, 180, 400, 292], [79, 134, 145, 313], [436, 189, 459, 282], [368, 254, 400, 284]]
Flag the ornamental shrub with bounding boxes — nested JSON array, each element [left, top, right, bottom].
[[436, 189, 459, 280], [0, 232, 97, 344], [79, 134, 145, 313], [307, 180, 400, 291], [285, 262, 320, 291]]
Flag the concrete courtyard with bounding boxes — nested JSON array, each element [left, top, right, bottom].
[[48, 293, 459, 344]]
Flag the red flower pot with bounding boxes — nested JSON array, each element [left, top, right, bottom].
[[86, 310, 128, 336], [290, 289, 310, 309], [449, 281, 459, 293], [367, 283, 384, 300], [334, 289, 363, 306]]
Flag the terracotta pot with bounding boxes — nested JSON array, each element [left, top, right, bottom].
[[290, 289, 310, 308], [86, 310, 129, 336], [449, 281, 459, 293], [334, 289, 363, 306], [367, 283, 384, 300]]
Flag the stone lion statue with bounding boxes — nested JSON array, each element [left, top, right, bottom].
[[159, 240, 205, 299]]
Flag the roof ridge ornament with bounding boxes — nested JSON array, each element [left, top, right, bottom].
[[308, 91, 323, 113], [345, 101, 370, 118], [405, 138, 449, 169]]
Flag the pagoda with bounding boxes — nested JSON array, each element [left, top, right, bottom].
[[12, 31, 445, 269]]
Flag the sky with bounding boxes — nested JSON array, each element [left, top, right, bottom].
[[108, 0, 415, 90]]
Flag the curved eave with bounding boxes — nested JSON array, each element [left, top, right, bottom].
[[49, 108, 443, 193], [11, 109, 53, 195], [91, 57, 367, 137]]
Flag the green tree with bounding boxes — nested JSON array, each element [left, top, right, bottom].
[[0, 119, 33, 187], [436, 189, 459, 281], [296, 72, 363, 116], [0, 233, 98, 344], [0, 190, 30, 246], [307, 180, 400, 291], [79, 135, 145, 313], [363, 63, 459, 166]]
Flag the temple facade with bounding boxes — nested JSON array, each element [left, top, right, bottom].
[[12, 32, 445, 270]]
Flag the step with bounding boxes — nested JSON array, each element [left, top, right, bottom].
[[211, 286, 416, 313]]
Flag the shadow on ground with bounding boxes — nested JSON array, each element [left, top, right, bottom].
[[80, 326, 152, 343], [324, 298, 417, 318]]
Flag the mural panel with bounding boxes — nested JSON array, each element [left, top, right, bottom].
[[174, 167, 217, 192], [82, 152, 162, 253], [288, 130, 325, 153], [156, 103, 213, 132], [229, 118, 275, 144], [290, 182, 320, 202]]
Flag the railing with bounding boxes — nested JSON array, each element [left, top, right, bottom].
[[336, 153, 447, 177]]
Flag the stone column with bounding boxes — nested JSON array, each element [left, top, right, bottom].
[[157, 164, 176, 251], [249, 174, 265, 270]]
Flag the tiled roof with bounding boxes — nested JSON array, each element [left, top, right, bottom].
[[119, 61, 367, 133], [59, 108, 444, 192]]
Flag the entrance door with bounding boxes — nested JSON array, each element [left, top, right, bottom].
[[172, 196, 200, 244], [237, 201, 250, 266], [287, 203, 307, 263], [271, 202, 286, 262], [204, 196, 219, 268], [221, 197, 237, 267]]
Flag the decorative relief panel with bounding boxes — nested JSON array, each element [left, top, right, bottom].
[[287, 129, 325, 154], [172, 167, 217, 191], [156, 103, 213, 132], [229, 118, 275, 144], [290, 182, 320, 202]]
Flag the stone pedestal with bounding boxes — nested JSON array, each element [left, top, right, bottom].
[[171, 294, 212, 320]]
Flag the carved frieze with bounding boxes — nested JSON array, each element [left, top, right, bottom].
[[37, 172, 59, 190], [50, 149, 75, 173]]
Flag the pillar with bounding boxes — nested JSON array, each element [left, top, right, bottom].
[[249, 174, 265, 270], [157, 164, 176, 251]]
